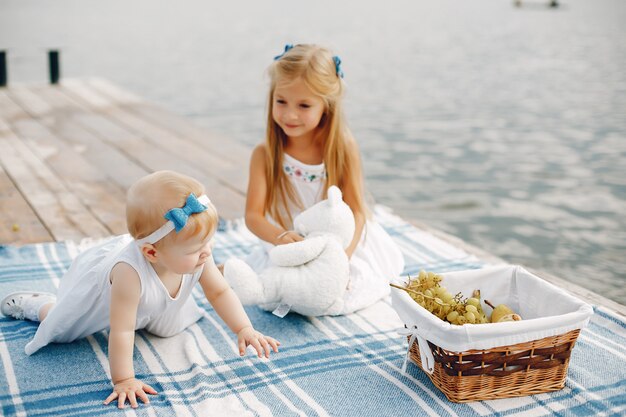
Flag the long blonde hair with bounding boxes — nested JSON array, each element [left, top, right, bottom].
[[265, 44, 366, 229]]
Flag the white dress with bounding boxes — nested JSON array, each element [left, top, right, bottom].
[[25, 235, 204, 355], [245, 153, 405, 314]]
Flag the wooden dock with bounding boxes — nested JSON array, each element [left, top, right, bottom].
[[1, 78, 624, 316], [0, 78, 249, 244]]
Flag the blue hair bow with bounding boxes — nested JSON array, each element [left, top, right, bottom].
[[333, 56, 344, 78], [274, 44, 294, 61], [164, 193, 208, 232]]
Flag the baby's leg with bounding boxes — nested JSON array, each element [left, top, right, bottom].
[[39, 301, 55, 321], [1, 292, 56, 322]]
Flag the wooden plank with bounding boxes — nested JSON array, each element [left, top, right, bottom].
[[88, 77, 252, 161], [0, 163, 53, 244], [79, 79, 250, 194], [0, 89, 28, 123], [127, 103, 252, 162], [0, 118, 110, 241], [109, 106, 248, 193], [4, 87, 128, 235], [58, 79, 111, 109], [5, 83, 53, 118], [58, 80, 246, 218], [7, 85, 149, 191], [123, 103, 252, 193], [87, 77, 143, 104]]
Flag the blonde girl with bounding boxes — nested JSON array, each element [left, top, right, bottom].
[[2, 170, 279, 409], [245, 44, 404, 314]]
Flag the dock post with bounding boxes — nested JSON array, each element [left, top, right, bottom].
[[48, 50, 60, 84], [0, 51, 6, 87]]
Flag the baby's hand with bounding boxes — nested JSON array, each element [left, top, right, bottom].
[[103, 377, 157, 409], [276, 231, 304, 245], [237, 326, 280, 358]]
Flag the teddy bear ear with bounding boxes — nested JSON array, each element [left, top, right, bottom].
[[327, 186, 342, 206]]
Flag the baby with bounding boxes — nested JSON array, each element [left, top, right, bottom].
[[1, 170, 279, 409]]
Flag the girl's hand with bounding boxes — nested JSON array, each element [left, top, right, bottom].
[[103, 377, 157, 409], [237, 326, 280, 358], [275, 230, 304, 245]]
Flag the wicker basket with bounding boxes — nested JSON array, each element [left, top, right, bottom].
[[407, 329, 581, 402]]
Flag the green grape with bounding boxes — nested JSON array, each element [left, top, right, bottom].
[[447, 311, 459, 322], [467, 298, 480, 308], [470, 290, 487, 316], [399, 272, 497, 326], [464, 312, 476, 323], [465, 305, 478, 314]]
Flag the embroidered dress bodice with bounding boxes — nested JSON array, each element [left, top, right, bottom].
[[271, 153, 327, 228]]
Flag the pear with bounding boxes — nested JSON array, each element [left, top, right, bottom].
[[496, 313, 522, 322], [484, 300, 522, 323]]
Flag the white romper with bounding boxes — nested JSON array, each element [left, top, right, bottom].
[[245, 153, 405, 314], [25, 234, 204, 355]]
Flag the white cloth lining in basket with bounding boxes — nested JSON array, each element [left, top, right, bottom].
[[391, 264, 594, 354], [398, 326, 435, 374]]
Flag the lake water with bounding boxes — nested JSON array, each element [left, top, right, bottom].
[[1, 0, 625, 304]]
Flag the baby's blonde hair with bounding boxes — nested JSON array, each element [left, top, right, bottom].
[[126, 171, 218, 247], [265, 44, 366, 229]]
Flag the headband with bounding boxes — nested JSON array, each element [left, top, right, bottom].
[[135, 193, 212, 246]]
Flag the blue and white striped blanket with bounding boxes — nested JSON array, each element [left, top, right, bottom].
[[1, 208, 624, 416]]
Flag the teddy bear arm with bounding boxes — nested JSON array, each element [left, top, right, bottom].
[[269, 236, 327, 267]]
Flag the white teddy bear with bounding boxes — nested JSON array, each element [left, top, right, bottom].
[[224, 186, 355, 316]]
